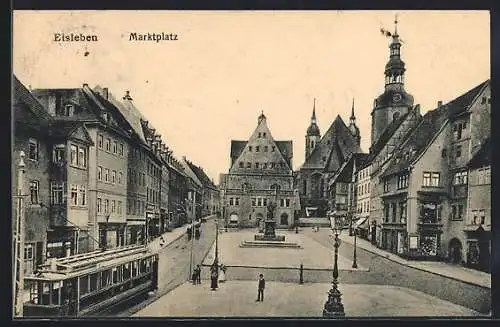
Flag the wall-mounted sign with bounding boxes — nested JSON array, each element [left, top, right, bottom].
[[409, 235, 419, 249]]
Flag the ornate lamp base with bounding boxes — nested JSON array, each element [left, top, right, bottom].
[[322, 282, 345, 318]]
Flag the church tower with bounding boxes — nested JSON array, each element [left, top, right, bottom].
[[371, 15, 414, 146], [305, 98, 321, 160], [348, 98, 361, 146]]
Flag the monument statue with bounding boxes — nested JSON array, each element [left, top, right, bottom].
[[266, 201, 276, 220]]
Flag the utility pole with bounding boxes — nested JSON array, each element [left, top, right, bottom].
[[13, 151, 26, 317], [188, 191, 196, 280]]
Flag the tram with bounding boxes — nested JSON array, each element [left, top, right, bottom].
[[23, 245, 159, 317]]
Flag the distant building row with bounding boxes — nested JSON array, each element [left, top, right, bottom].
[[12, 76, 219, 275], [296, 21, 491, 272]]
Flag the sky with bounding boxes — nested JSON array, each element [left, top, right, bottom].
[[13, 11, 490, 183]]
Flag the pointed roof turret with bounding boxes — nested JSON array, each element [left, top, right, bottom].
[[306, 98, 321, 137]]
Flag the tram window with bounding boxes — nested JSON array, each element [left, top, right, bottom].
[[118, 265, 123, 282], [80, 276, 89, 295], [101, 270, 111, 288], [52, 281, 62, 305], [89, 273, 99, 292], [112, 268, 118, 284], [140, 259, 147, 273], [123, 263, 131, 280], [145, 258, 151, 273], [41, 282, 52, 305], [28, 281, 39, 304], [132, 261, 138, 277]]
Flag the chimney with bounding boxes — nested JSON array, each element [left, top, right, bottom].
[[123, 90, 132, 100], [437, 100, 443, 107], [103, 88, 109, 100], [83, 83, 89, 88]]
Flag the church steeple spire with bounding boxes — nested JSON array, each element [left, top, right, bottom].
[[311, 98, 317, 123], [383, 13, 406, 89], [348, 97, 360, 146]]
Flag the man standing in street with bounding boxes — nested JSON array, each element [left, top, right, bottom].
[[196, 264, 202, 284], [256, 274, 265, 302]]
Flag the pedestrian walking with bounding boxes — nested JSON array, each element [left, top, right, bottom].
[[210, 265, 218, 291], [196, 264, 202, 284], [256, 273, 265, 302], [299, 264, 304, 284], [219, 264, 227, 283], [191, 269, 197, 285]]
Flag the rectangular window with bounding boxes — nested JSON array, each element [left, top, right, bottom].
[[397, 174, 409, 189], [229, 198, 234, 206], [455, 144, 462, 158], [280, 198, 284, 207], [384, 204, 390, 222], [79, 185, 86, 206], [453, 171, 468, 185], [53, 144, 66, 163], [105, 138, 111, 152], [119, 143, 124, 156], [264, 146, 268, 152], [383, 180, 390, 192], [70, 145, 78, 165], [451, 204, 464, 220], [97, 198, 102, 213], [118, 172, 123, 184], [263, 198, 268, 207], [112, 170, 116, 184], [113, 141, 118, 154], [70, 185, 78, 205], [104, 199, 109, 213], [117, 201, 122, 214], [285, 199, 290, 207], [78, 147, 87, 168], [252, 198, 256, 206], [235, 198, 240, 206], [255, 162, 260, 169], [98, 166, 103, 181], [431, 173, 440, 187], [239, 162, 244, 168], [263, 163, 267, 169], [51, 182, 65, 204], [105, 168, 109, 182], [400, 202, 407, 223], [142, 173, 146, 186], [272, 146, 275, 152], [423, 172, 432, 187], [256, 146, 260, 152], [258, 198, 263, 207], [30, 180, 39, 204], [28, 138, 39, 160], [111, 200, 116, 213], [247, 162, 252, 168], [98, 135, 104, 148], [248, 146, 252, 152]]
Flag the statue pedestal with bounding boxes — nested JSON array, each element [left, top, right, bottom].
[[253, 219, 286, 242]]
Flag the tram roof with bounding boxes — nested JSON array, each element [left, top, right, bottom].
[[26, 245, 156, 281]]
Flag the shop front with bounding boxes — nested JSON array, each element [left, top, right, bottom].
[[465, 226, 491, 272], [98, 222, 126, 249], [126, 221, 145, 245], [46, 227, 77, 259]]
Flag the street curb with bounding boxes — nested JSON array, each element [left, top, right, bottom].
[[199, 264, 369, 273], [341, 237, 491, 290]]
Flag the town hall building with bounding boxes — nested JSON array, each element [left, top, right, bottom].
[[219, 112, 297, 228]]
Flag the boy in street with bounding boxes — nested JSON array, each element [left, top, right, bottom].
[[256, 274, 265, 302]]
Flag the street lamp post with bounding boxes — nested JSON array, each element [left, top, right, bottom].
[[211, 218, 219, 289], [323, 215, 345, 318], [352, 227, 358, 269]]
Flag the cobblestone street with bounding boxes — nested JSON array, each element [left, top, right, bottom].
[[134, 281, 484, 317]]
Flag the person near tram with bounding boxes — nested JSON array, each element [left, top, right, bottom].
[[218, 263, 227, 283], [210, 265, 218, 291]]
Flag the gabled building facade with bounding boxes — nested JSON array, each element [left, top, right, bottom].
[[296, 100, 362, 217], [379, 80, 490, 261], [220, 112, 295, 228]]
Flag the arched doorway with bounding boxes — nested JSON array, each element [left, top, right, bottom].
[[280, 213, 289, 226], [449, 238, 463, 264]]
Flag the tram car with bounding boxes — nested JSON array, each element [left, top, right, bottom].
[[23, 245, 159, 317]]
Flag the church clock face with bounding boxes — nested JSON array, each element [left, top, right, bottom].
[[393, 93, 402, 102]]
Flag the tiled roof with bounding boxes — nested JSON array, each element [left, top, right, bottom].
[[445, 80, 489, 118], [468, 138, 490, 169], [381, 80, 489, 178], [381, 106, 448, 178], [301, 115, 362, 171], [186, 160, 217, 189], [230, 140, 248, 163], [48, 120, 81, 138], [362, 112, 410, 169], [13, 75, 53, 124], [276, 141, 293, 168]]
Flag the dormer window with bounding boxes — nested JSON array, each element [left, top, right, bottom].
[[249, 146, 252, 152]]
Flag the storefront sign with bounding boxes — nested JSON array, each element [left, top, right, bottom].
[[409, 235, 419, 249]]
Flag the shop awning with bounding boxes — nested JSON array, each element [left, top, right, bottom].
[[353, 217, 369, 229]]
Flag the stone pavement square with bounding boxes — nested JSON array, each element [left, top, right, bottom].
[[203, 230, 366, 270], [134, 281, 484, 317]]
